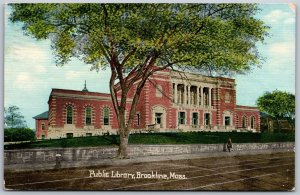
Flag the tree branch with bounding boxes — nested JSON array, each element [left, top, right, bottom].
[[109, 67, 119, 118], [121, 47, 137, 66]]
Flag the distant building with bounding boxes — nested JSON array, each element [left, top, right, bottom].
[[34, 69, 260, 139], [260, 112, 294, 132], [33, 111, 49, 139]]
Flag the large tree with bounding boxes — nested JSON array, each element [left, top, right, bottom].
[[4, 106, 27, 128], [10, 3, 268, 158], [257, 90, 295, 131]]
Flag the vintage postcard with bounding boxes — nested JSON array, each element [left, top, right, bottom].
[[3, 2, 295, 191]]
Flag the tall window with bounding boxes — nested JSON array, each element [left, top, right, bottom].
[[178, 112, 186, 125], [204, 113, 210, 126], [251, 116, 255, 129], [155, 113, 163, 127], [192, 112, 198, 126], [242, 116, 246, 128], [203, 88, 209, 106], [66, 106, 73, 124], [103, 107, 110, 125], [225, 116, 231, 126], [85, 107, 92, 125]]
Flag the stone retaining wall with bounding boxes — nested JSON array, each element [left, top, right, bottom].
[[4, 142, 295, 165]]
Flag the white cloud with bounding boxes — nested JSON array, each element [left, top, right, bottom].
[[268, 41, 295, 57], [34, 64, 47, 73], [263, 9, 295, 24], [263, 41, 295, 75], [8, 44, 51, 63], [14, 72, 36, 90], [284, 17, 295, 24], [65, 70, 84, 80]]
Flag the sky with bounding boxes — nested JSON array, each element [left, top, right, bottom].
[[4, 4, 295, 129]]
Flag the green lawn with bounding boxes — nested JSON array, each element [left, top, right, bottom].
[[4, 132, 295, 150]]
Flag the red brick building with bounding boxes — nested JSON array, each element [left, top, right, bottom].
[[34, 70, 260, 139]]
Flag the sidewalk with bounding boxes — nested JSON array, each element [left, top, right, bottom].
[[4, 148, 293, 172]]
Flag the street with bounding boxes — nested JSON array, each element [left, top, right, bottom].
[[4, 152, 295, 191]]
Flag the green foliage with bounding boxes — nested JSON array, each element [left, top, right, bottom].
[[9, 3, 268, 74], [4, 132, 294, 149], [4, 128, 35, 142], [257, 90, 295, 129], [4, 106, 27, 128]]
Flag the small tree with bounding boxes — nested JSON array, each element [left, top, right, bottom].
[[257, 90, 295, 131], [4, 128, 35, 142], [10, 4, 268, 158], [4, 106, 27, 128]]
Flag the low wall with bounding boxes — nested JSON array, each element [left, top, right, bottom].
[[4, 142, 294, 165]]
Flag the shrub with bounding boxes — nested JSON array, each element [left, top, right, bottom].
[[4, 131, 295, 150]]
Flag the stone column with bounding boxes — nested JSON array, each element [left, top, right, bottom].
[[201, 86, 204, 107], [187, 85, 191, 106], [209, 87, 212, 107], [174, 83, 177, 103], [196, 86, 200, 107]]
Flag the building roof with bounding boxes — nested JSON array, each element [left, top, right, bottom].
[[33, 111, 48, 119], [50, 88, 110, 97]]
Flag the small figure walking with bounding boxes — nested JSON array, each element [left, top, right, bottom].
[[227, 138, 232, 152]]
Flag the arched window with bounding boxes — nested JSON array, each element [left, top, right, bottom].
[[66, 106, 73, 124], [85, 107, 92, 125], [103, 107, 110, 125], [242, 116, 246, 128], [251, 116, 255, 129]]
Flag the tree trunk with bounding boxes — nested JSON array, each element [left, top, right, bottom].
[[108, 53, 159, 159], [118, 135, 129, 158]]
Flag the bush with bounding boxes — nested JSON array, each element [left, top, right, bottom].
[[4, 128, 35, 142], [4, 131, 295, 150]]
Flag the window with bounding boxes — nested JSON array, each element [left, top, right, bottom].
[[66, 133, 73, 138], [225, 116, 231, 126], [190, 86, 197, 105], [251, 116, 255, 129], [103, 107, 110, 125], [177, 84, 184, 104], [156, 85, 163, 97], [178, 112, 186, 125], [137, 113, 140, 126], [242, 116, 246, 128], [204, 113, 210, 126], [155, 113, 163, 127], [85, 107, 92, 125], [66, 106, 73, 124], [203, 88, 209, 106], [192, 112, 199, 126], [41, 123, 45, 130]]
